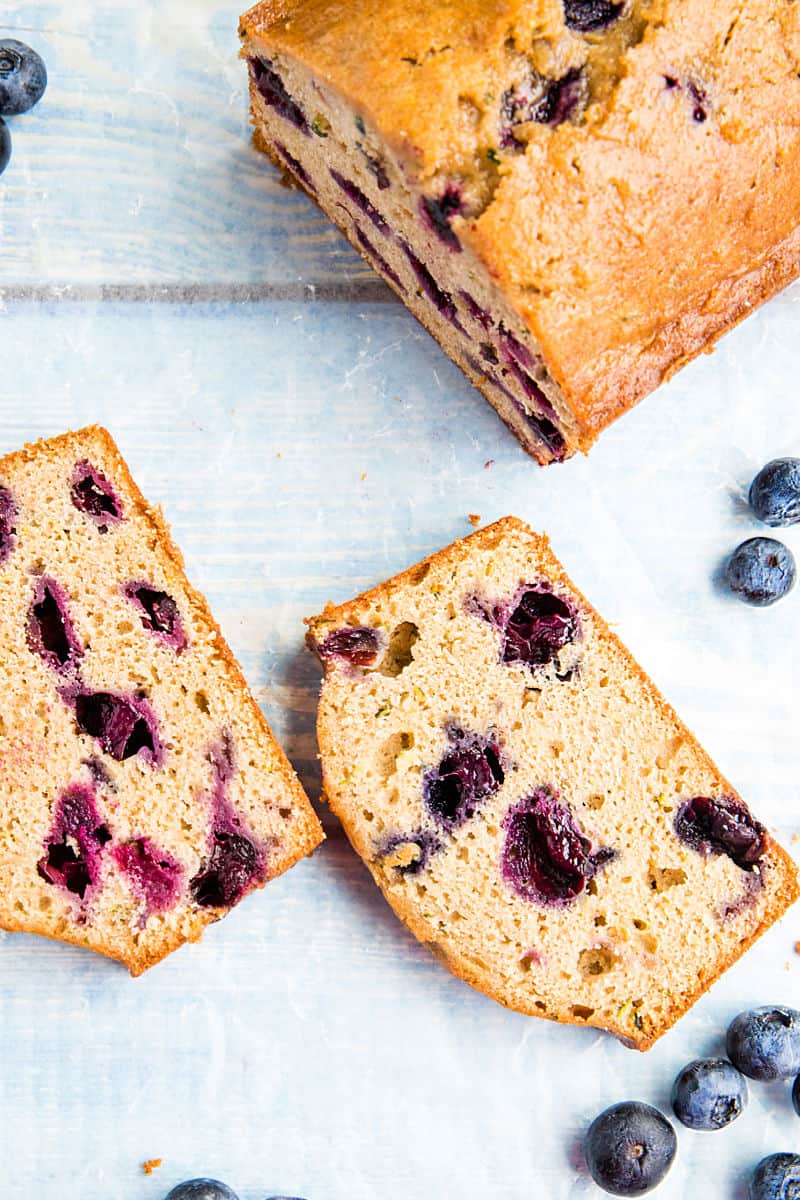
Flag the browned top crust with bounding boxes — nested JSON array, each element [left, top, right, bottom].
[[241, 0, 800, 436]]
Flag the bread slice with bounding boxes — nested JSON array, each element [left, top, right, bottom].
[[306, 517, 798, 1048], [0, 426, 322, 974]]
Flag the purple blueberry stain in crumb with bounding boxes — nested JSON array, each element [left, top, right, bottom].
[[401, 242, 466, 333], [358, 144, 390, 190], [83, 756, 117, 792], [190, 735, 266, 909], [124, 581, 188, 652], [27, 576, 83, 672], [516, 403, 568, 461], [500, 68, 586, 146], [459, 292, 493, 330], [113, 837, 183, 918], [480, 343, 499, 365], [73, 690, 162, 764], [419, 187, 463, 252], [329, 169, 389, 235], [70, 460, 123, 530], [379, 829, 441, 876], [273, 141, 316, 192], [674, 796, 766, 871], [687, 78, 709, 123], [498, 324, 538, 372], [0, 484, 17, 564], [37, 784, 111, 900], [423, 726, 505, 828], [249, 57, 309, 134], [502, 787, 615, 905], [563, 0, 624, 33], [317, 625, 382, 667], [354, 227, 405, 292]]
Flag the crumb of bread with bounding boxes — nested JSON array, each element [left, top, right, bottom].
[[468, 513, 481, 528], [142, 1159, 162, 1175]]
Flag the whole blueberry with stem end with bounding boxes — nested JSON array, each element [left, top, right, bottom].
[[0, 117, 10, 176], [671, 1057, 748, 1130], [165, 1182, 239, 1200], [0, 40, 47, 115], [724, 537, 796, 606], [726, 1007, 800, 1081], [749, 1153, 800, 1200], [792, 1074, 800, 1118], [584, 1101, 677, 1195], [749, 458, 800, 527]]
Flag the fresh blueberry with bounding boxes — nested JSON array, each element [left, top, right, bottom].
[[749, 1153, 800, 1200], [0, 40, 47, 116], [0, 117, 10, 176], [726, 1007, 800, 1081], [749, 458, 800, 527], [724, 537, 796, 606], [165, 1182, 239, 1200], [585, 1101, 677, 1196], [671, 1057, 747, 1131], [793, 1074, 800, 1117]]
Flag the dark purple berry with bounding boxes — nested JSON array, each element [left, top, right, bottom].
[[70, 461, 123, 530], [113, 838, 183, 915], [74, 691, 160, 763], [671, 1058, 748, 1131], [317, 625, 381, 667], [459, 292, 493, 330], [249, 57, 308, 134], [0, 484, 17, 562], [358, 144, 390, 189], [124, 582, 187, 652], [423, 728, 504, 828], [725, 537, 796, 606], [501, 69, 586, 146], [28, 576, 83, 671], [749, 458, 800, 527], [165, 1183, 240, 1200], [726, 1007, 800, 1081], [0, 116, 10, 177], [38, 785, 111, 900], [522, 410, 567, 460], [0, 39, 47, 116], [191, 831, 260, 908], [563, 0, 624, 32], [749, 1153, 800, 1200], [502, 586, 577, 668], [329, 169, 389, 234], [585, 1102, 677, 1196], [502, 788, 614, 905], [420, 187, 463, 251], [354, 226, 405, 291], [687, 78, 708, 123], [401, 243, 465, 331], [792, 1074, 800, 1117], [674, 796, 766, 871], [273, 141, 316, 192]]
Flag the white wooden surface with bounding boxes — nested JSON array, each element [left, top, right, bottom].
[[1, 6, 800, 1200]]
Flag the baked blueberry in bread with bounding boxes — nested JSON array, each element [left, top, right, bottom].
[[240, 0, 800, 464], [0, 426, 322, 973], [306, 518, 798, 1047]]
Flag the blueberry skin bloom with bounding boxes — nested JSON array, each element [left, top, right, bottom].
[[671, 1057, 747, 1130], [165, 1182, 239, 1200], [749, 458, 800, 527], [725, 537, 796, 606], [585, 1101, 677, 1196], [0, 117, 10, 176], [749, 1153, 800, 1200], [727, 1007, 800, 1081], [0, 40, 47, 116]]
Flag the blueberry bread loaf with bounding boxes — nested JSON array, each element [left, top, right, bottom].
[[0, 427, 322, 973], [307, 518, 798, 1048], [240, 1, 800, 464]]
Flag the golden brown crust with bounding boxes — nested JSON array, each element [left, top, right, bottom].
[[0, 426, 323, 974], [242, 0, 800, 448], [308, 517, 799, 1048]]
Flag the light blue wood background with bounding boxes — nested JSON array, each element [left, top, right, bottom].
[[1, 5, 800, 1199]]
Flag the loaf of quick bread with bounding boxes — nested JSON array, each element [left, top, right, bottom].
[[307, 518, 798, 1047], [240, 0, 800, 463], [0, 426, 322, 973]]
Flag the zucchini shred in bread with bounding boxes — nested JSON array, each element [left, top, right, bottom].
[[307, 518, 799, 1048], [0, 427, 322, 974], [240, 0, 800, 464]]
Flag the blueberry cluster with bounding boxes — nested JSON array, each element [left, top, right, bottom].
[[584, 1005, 800, 1196], [0, 39, 47, 176], [724, 458, 800, 606], [164, 1181, 305, 1200]]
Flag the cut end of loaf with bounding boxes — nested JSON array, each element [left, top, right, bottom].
[[306, 516, 799, 1048]]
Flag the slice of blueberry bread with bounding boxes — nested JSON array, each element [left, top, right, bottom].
[[240, 1, 800, 464], [306, 518, 798, 1048], [0, 427, 322, 974]]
